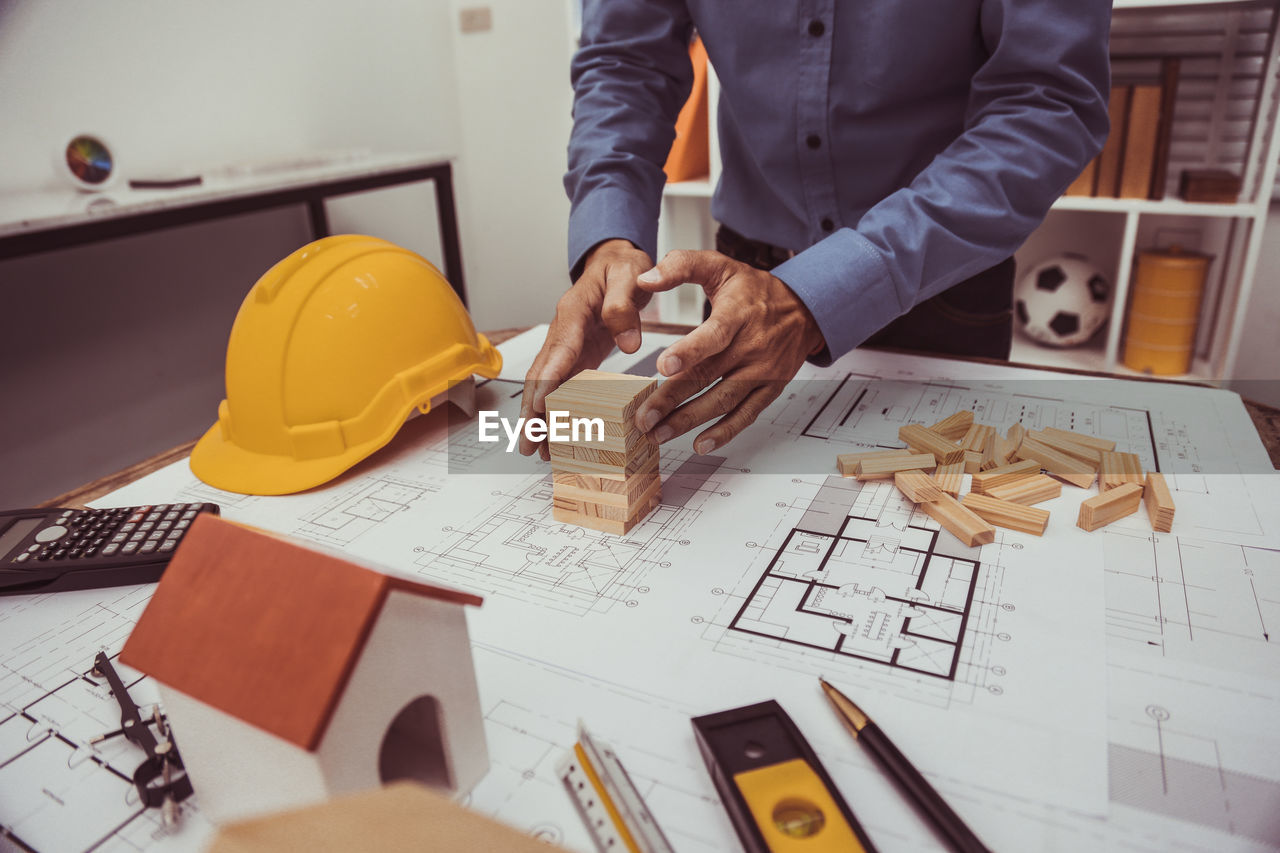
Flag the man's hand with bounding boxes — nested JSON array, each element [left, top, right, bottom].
[[633, 250, 825, 454], [519, 239, 653, 457]]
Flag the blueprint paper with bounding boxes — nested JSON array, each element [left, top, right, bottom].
[[2, 326, 1277, 852]]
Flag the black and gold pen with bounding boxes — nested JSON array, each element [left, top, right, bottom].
[[819, 677, 992, 853]]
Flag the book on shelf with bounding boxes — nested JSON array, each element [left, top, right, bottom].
[[1066, 58, 1180, 202]]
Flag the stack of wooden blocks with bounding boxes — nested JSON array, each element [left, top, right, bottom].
[[835, 410, 1176, 547], [545, 370, 662, 535]]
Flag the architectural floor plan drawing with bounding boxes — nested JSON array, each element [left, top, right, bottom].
[[295, 475, 438, 546], [412, 453, 730, 617], [728, 476, 986, 681]]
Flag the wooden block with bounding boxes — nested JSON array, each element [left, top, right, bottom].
[[932, 461, 964, 497], [898, 424, 964, 465], [1006, 422, 1027, 448], [959, 424, 995, 454], [970, 459, 1041, 494], [1078, 482, 1144, 532], [894, 469, 943, 504], [961, 493, 1050, 536], [553, 473, 661, 519], [1027, 429, 1102, 468], [921, 494, 996, 547], [1099, 451, 1144, 491], [553, 469, 660, 510], [544, 369, 657, 423], [981, 431, 1019, 470], [855, 453, 936, 481], [549, 438, 657, 480], [1039, 427, 1116, 453], [1015, 437, 1097, 488], [836, 449, 914, 478], [983, 474, 1062, 506], [961, 450, 983, 474], [1144, 472, 1175, 532], [928, 410, 974, 441], [552, 458, 658, 501]]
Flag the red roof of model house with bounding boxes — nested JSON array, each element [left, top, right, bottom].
[[121, 513, 481, 751]]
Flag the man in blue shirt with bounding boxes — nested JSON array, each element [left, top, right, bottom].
[[521, 0, 1110, 458]]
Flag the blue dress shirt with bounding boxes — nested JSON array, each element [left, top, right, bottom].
[[565, 0, 1111, 363]]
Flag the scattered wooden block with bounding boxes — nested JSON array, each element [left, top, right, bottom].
[[1027, 429, 1103, 468], [1016, 437, 1097, 489], [960, 424, 995, 454], [899, 424, 965, 465], [1099, 451, 1144, 492], [894, 469, 943, 503], [1077, 482, 1144, 532], [1144, 472, 1175, 532], [855, 453, 937, 481], [983, 474, 1062, 505], [928, 410, 974, 441], [970, 459, 1041, 494], [961, 493, 1050, 536], [1040, 427, 1116, 453], [980, 431, 1018, 470], [961, 451, 983, 474], [932, 461, 964, 497], [921, 494, 996, 547], [836, 449, 914, 478], [1006, 423, 1027, 447]]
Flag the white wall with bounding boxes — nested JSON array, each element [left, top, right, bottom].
[[1229, 205, 1280, 408], [0, 0, 574, 504]]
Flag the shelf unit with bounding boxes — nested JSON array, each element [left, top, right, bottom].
[[656, 0, 1280, 382]]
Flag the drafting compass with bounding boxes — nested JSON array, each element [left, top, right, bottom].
[[91, 651, 193, 823]]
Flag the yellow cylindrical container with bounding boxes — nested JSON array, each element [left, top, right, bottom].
[[1122, 247, 1211, 375]]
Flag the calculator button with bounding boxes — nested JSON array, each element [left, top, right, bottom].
[[68, 548, 83, 558], [27, 544, 40, 553], [166, 529, 183, 540], [174, 519, 190, 530], [138, 522, 154, 531], [102, 544, 120, 556], [159, 540, 177, 552], [14, 552, 30, 563], [181, 510, 198, 520], [84, 547, 99, 558], [140, 541, 158, 554], [35, 525, 68, 543], [130, 532, 146, 542], [163, 512, 179, 521], [122, 542, 139, 554], [147, 532, 164, 541], [121, 523, 136, 533], [53, 549, 68, 559], [37, 552, 52, 560], [157, 521, 172, 531], [145, 512, 161, 522], [111, 533, 128, 543]]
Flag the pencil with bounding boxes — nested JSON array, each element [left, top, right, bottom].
[[819, 677, 992, 853]]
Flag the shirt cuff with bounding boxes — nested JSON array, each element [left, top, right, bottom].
[[770, 228, 906, 366], [567, 185, 659, 281]]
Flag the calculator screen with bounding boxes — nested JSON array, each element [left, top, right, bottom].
[[0, 517, 42, 556]]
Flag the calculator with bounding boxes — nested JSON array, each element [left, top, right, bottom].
[[0, 503, 219, 596]]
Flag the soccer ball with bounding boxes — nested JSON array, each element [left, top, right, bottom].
[[1014, 254, 1111, 347]]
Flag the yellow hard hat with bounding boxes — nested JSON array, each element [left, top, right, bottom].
[[191, 235, 502, 495]]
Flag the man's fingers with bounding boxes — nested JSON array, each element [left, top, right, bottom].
[[634, 359, 724, 436], [600, 266, 644, 354], [692, 382, 783, 454], [636, 249, 734, 297], [646, 375, 762, 448], [656, 308, 743, 377]]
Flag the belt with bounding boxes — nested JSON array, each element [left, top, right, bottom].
[[716, 225, 796, 271]]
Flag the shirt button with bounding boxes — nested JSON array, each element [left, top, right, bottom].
[[820, 217, 835, 232], [808, 19, 825, 37], [806, 134, 822, 150]]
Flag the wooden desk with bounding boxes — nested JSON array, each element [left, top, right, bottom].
[[0, 152, 468, 305], [41, 325, 1280, 508]]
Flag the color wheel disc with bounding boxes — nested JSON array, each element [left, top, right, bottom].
[[65, 135, 113, 186]]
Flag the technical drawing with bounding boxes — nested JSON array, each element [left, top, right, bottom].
[[724, 476, 994, 681], [295, 475, 439, 546], [413, 454, 729, 617]]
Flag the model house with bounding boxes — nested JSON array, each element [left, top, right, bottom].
[[120, 514, 487, 825]]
